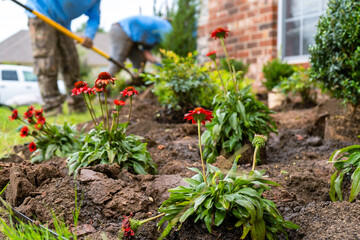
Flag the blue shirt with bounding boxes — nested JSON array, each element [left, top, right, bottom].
[[26, 0, 100, 39], [118, 16, 172, 48]]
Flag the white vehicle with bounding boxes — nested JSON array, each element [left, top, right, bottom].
[[0, 64, 66, 105]]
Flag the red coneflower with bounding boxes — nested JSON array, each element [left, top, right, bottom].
[[121, 214, 135, 237], [95, 72, 116, 88], [206, 50, 217, 61], [120, 86, 138, 97], [9, 109, 18, 121], [20, 126, 29, 137], [71, 81, 92, 96], [34, 109, 43, 119], [211, 27, 230, 39], [114, 100, 126, 106], [23, 106, 34, 119], [29, 142, 37, 152], [184, 107, 213, 125]]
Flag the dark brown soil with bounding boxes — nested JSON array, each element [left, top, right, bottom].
[[1, 89, 359, 240]]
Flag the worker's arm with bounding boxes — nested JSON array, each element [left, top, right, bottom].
[[82, 0, 101, 48], [143, 50, 161, 65]]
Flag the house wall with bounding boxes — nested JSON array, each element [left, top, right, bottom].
[[197, 0, 279, 89]]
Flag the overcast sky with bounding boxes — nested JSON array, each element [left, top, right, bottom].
[[0, 0, 173, 42]]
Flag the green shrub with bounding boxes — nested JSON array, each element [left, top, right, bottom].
[[144, 50, 216, 110], [67, 123, 156, 175], [201, 86, 277, 163], [278, 67, 317, 105], [310, 0, 360, 107], [329, 144, 360, 202], [219, 58, 249, 77], [262, 59, 294, 91], [157, 158, 298, 239]]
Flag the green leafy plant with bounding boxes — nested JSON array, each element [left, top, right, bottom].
[[262, 59, 294, 91], [157, 160, 298, 240], [8, 106, 83, 163], [278, 67, 317, 105], [310, 0, 360, 108], [145, 50, 216, 110], [67, 123, 157, 175], [67, 72, 156, 175], [329, 144, 360, 202], [219, 58, 249, 77], [202, 86, 277, 163]]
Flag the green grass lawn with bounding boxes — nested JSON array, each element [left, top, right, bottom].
[[0, 103, 100, 157]]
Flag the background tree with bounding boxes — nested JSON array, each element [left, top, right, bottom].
[[155, 0, 200, 57], [310, 0, 360, 111]]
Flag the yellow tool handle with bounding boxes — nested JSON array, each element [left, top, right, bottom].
[[32, 11, 111, 59]]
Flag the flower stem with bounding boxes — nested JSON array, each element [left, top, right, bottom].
[[128, 96, 133, 123], [139, 213, 165, 225], [104, 91, 110, 130], [252, 145, 259, 171], [197, 121, 207, 185], [82, 93, 97, 126], [87, 94, 98, 125], [116, 109, 120, 130], [213, 61, 227, 95], [220, 38, 237, 89], [98, 93, 106, 130]]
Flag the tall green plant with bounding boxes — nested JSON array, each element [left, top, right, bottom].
[[310, 0, 360, 108], [262, 59, 294, 91], [160, 0, 199, 57]]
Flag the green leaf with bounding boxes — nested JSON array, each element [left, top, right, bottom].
[[329, 171, 339, 202], [349, 167, 360, 202], [251, 220, 266, 240], [194, 194, 209, 210], [183, 178, 201, 187], [240, 222, 251, 239], [214, 209, 226, 226], [334, 171, 345, 201], [229, 112, 238, 131], [132, 162, 147, 175], [107, 150, 116, 164], [45, 144, 57, 160], [179, 206, 195, 223], [204, 212, 212, 233]]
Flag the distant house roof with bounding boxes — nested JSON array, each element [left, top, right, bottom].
[[0, 30, 110, 67]]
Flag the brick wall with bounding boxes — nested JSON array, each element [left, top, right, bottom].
[[197, 0, 279, 89]]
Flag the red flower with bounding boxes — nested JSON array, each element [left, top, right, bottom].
[[206, 50, 217, 61], [71, 81, 92, 96], [9, 109, 18, 121], [34, 109, 43, 119], [23, 106, 35, 119], [184, 107, 213, 125], [37, 116, 46, 124], [121, 214, 135, 237], [35, 122, 44, 130], [120, 86, 138, 97], [29, 142, 37, 152], [95, 72, 116, 88], [211, 27, 230, 39], [20, 126, 29, 138], [114, 100, 126, 106]]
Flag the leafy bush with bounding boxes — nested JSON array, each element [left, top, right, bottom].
[[145, 50, 216, 110], [67, 123, 157, 175], [157, 158, 298, 239], [202, 86, 277, 163], [262, 59, 294, 91], [8, 106, 83, 163], [310, 0, 360, 107], [278, 67, 317, 105], [219, 58, 249, 77], [31, 122, 84, 163], [329, 144, 360, 202]]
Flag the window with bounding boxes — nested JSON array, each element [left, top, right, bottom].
[[23, 71, 37, 82], [279, 0, 328, 62], [1, 70, 18, 81]]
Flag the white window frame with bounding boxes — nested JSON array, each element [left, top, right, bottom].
[[277, 0, 327, 64]]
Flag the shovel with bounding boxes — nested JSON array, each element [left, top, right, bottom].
[[8, 0, 135, 80]]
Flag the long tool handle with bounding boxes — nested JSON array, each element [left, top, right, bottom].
[[10, 0, 134, 79]]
